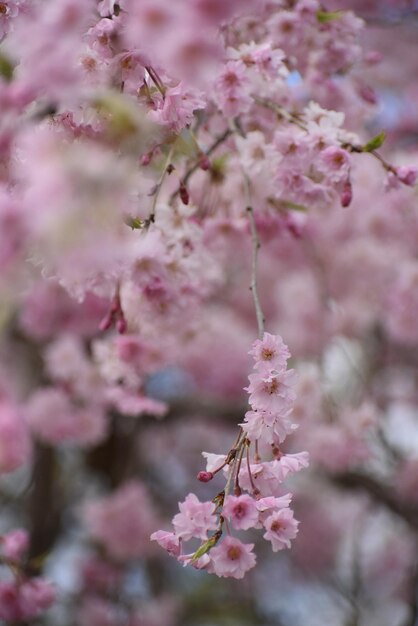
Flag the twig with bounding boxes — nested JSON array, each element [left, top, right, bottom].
[[148, 146, 174, 223], [330, 470, 418, 530], [242, 171, 265, 339], [169, 128, 232, 203]]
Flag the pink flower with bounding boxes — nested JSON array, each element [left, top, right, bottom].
[[0, 582, 21, 622], [222, 495, 259, 530], [150, 530, 181, 557], [238, 453, 309, 496], [241, 408, 297, 445], [0, 578, 54, 621], [98, 0, 116, 17], [275, 452, 310, 480], [263, 508, 299, 552], [83, 481, 157, 560], [249, 332, 290, 371], [202, 451, 226, 473], [172, 493, 217, 541], [1, 529, 29, 562], [148, 83, 205, 133], [0, 0, 19, 39], [213, 60, 252, 117], [317, 146, 351, 184], [254, 45, 288, 78], [19, 579, 55, 617], [246, 367, 297, 414], [209, 537, 256, 579], [255, 494, 293, 513], [25, 388, 107, 447]]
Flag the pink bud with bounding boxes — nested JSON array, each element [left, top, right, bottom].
[[197, 471, 213, 483], [116, 317, 127, 334], [340, 180, 352, 208], [99, 314, 113, 332], [284, 214, 303, 239], [140, 152, 152, 166], [358, 84, 378, 105], [179, 183, 189, 205], [396, 165, 418, 187], [199, 154, 210, 171]]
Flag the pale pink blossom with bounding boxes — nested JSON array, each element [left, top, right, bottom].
[[0, 0, 19, 39], [222, 494, 259, 530], [249, 332, 290, 371], [148, 83, 205, 133], [83, 481, 156, 560], [25, 388, 107, 447], [202, 451, 227, 473], [255, 494, 293, 513], [213, 60, 251, 117], [0, 578, 54, 622], [172, 493, 217, 541], [317, 146, 351, 184], [246, 367, 297, 414], [263, 508, 299, 551], [209, 537, 256, 579], [150, 530, 181, 557], [241, 408, 297, 445]]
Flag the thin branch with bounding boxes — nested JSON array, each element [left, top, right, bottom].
[[169, 128, 232, 203], [330, 470, 418, 530], [242, 171, 265, 339], [148, 146, 174, 223]]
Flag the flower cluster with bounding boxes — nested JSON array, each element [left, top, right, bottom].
[[0, 529, 55, 622], [152, 333, 308, 578]]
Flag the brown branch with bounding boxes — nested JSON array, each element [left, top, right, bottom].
[[169, 128, 232, 203], [330, 470, 418, 530]]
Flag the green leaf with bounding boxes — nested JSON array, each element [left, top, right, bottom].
[[267, 197, 307, 212], [191, 532, 221, 562], [0, 54, 14, 82], [316, 10, 344, 23], [125, 216, 144, 230], [362, 131, 386, 153], [280, 200, 308, 212], [209, 153, 229, 183]]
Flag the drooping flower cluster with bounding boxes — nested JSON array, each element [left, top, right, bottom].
[[152, 333, 308, 578]]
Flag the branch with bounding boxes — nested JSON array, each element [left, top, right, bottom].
[[330, 470, 418, 530], [169, 128, 232, 203], [244, 175, 265, 339]]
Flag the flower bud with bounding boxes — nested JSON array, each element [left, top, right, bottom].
[[199, 154, 210, 171], [340, 180, 352, 208], [140, 152, 152, 166], [179, 183, 189, 205], [116, 317, 127, 334], [396, 165, 418, 187], [197, 471, 213, 483]]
